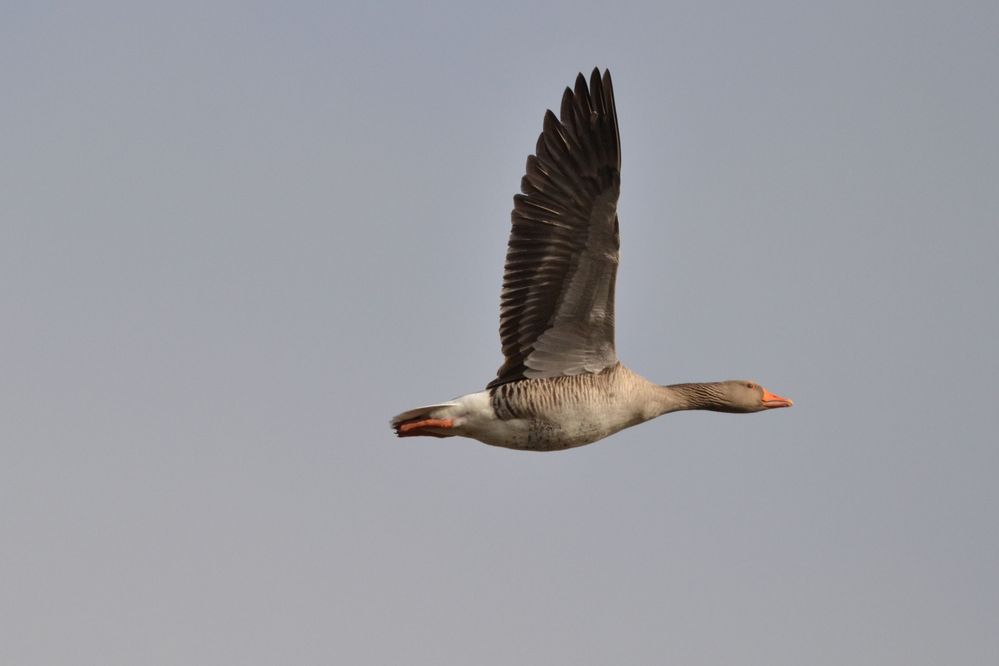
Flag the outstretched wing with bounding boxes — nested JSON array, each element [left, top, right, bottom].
[[489, 69, 622, 389]]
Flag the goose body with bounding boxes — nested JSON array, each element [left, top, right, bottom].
[[395, 365, 661, 451], [391, 70, 791, 451]]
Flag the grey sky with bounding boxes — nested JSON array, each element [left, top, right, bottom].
[[2, 1, 997, 664]]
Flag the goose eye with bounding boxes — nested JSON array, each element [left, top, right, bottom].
[[746, 382, 754, 389]]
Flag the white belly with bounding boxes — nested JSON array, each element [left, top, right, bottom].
[[447, 390, 645, 451]]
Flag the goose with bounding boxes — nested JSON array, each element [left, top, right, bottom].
[[391, 69, 792, 451]]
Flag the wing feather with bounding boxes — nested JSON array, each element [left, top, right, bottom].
[[489, 69, 622, 388]]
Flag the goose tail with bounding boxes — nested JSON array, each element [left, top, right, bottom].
[[390, 402, 459, 438]]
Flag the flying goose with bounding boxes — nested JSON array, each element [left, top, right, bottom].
[[391, 69, 791, 451]]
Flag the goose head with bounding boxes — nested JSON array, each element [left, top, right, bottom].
[[718, 380, 793, 412]]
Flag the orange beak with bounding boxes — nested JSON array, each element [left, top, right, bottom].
[[761, 388, 793, 409]]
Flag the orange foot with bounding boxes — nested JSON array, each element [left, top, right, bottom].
[[398, 418, 454, 437]]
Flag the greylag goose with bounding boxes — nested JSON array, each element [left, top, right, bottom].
[[391, 69, 792, 451]]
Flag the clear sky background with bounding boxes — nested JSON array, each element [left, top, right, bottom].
[[3, 2, 997, 664]]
